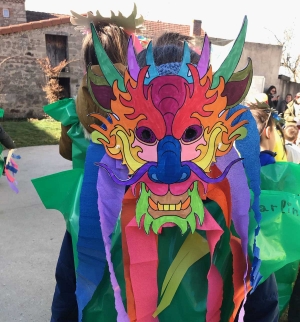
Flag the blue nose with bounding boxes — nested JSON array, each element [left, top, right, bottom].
[[148, 136, 191, 184]]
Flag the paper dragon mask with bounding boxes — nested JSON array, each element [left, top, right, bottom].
[[88, 18, 252, 235], [84, 16, 265, 322]]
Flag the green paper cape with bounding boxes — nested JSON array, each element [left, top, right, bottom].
[[248, 162, 300, 315], [32, 98, 88, 268]]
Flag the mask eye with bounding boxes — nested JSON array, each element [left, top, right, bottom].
[[181, 125, 203, 143], [136, 126, 157, 144]]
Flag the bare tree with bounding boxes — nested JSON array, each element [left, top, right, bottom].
[[37, 57, 78, 104], [267, 26, 300, 82]]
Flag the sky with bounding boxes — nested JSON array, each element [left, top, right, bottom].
[[25, 0, 300, 46]]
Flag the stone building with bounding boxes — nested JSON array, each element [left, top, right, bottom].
[[0, 0, 204, 119], [0, 0, 26, 27], [211, 37, 300, 99], [0, 3, 85, 118]]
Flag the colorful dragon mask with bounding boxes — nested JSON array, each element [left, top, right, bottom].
[[88, 17, 252, 235]]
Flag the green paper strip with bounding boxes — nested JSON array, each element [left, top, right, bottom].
[[91, 23, 125, 92], [0, 108, 4, 118], [43, 98, 78, 126], [32, 168, 83, 268], [153, 232, 209, 317], [67, 123, 89, 169], [43, 98, 87, 169]]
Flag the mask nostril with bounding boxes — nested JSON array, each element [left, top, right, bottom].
[[180, 173, 187, 180], [151, 173, 159, 181]]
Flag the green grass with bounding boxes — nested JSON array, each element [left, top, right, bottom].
[[1, 119, 61, 148]]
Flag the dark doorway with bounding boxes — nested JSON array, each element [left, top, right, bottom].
[[58, 78, 70, 99]]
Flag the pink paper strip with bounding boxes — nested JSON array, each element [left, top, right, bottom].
[[126, 208, 224, 321], [5, 169, 15, 183], [131, 33, 144, 54], [126, 217, 159, 322]]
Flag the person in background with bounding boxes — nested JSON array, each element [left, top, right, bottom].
[[245, 92, 287, 162], [0, 124, 16, 175], [137, 31, 199, 66], [278, 93, 293, 115], [265, 85, 279, 110], [284, 92, 300, 124], [0, 124, 15, 151], [284, 125, 300, 163]]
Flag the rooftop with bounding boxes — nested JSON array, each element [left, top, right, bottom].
[[0, 11, 204, 37]]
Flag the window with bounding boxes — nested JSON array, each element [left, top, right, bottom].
[[45, 34, 68, 69], [3, 9, 10, 18]]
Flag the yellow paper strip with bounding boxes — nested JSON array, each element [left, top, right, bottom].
[[153, 233, 209, 317], [6, 149, 15, 164]]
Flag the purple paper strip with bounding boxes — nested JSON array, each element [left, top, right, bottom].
[[97, 162, 154, 185], [183, 158, 242, 183], [127, 36, 140, 81], [7, 178, 19, 193], [216, 147, 250, 290], [197, 34, 210, 78], [97, 153, 129, 322], [98, 158, 242, 186]]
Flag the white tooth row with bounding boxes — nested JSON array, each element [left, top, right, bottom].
[[157, 202, 182, 211]]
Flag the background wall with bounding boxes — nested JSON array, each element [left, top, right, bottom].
[[0, 23, 84, 118]]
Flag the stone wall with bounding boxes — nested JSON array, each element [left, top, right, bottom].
[[0, 0, 26, 27], [235, 41, 300, 99], [0, 23, 85, 118], [211, 38, 296, 99], [0, 55, 46, 117], [236, 41, 283, 93]]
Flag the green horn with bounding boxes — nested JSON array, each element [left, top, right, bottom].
[[212, 16, 248, 89], [91, 23, 125, 92]]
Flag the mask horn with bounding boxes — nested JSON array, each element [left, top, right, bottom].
[[212, 16, 248, 89], [178, 41, 193, 83], [197, 34, 210, 79], [127, 36, 140, 81], [91, 23, 125, 92], [144, 41, 159, 85]]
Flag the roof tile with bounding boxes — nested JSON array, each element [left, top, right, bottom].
[[0, 15, 204, 38], [0, 16, 71, 35], [41, 20, 53, 28]]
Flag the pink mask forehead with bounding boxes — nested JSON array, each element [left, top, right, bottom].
[[146, 75, 191, 134]]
